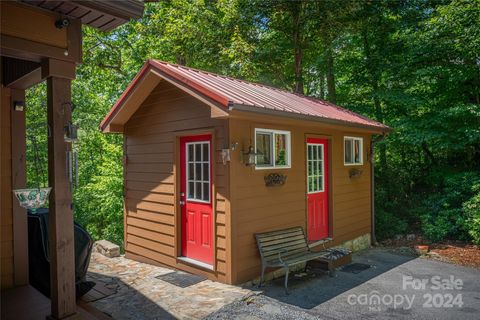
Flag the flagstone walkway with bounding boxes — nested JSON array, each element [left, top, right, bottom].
[[85, 252, 251, 319]]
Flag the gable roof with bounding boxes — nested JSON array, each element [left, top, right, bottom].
[[101, 60, 390, 133]]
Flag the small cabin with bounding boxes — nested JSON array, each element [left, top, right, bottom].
[[101, 60, 390, 285]]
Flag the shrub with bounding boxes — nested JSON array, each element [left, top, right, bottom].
[[463, 189, 480, 245], [419, 171, 480, 242], [375, 208, 408, 240]]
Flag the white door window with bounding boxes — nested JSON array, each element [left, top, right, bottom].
[[307, 143, 324, 193], [186, 141, 210, 202]]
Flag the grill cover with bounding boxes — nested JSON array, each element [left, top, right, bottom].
[[27, 208, 94, 297]]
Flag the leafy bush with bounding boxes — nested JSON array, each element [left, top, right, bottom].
[[463, 188, 480, 245], [74, 135, 125, 249], [419, 172, 480, 242], [375, 208, 408, 240]]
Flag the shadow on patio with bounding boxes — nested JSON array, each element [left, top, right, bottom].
[[84, 271, 176, 319], [252, 248, 417, 310]]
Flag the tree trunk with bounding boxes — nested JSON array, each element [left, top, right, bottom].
[[421, 141, 437, 166], [319, 71, 326, 99], [176, 55, 186, 66], [292, 2, 304, 94], [324, 44, 336, 103], [363, 30, 387, 170]]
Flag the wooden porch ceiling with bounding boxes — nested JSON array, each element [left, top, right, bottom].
[[20, 0, 145, 31], [1, 57, 41, 89]]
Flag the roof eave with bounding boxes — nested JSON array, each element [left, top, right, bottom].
[[229, 104, 392, 134], [100, 60, 231, 133], [100, 62, 152, 132], [73, 0, 145, 20]]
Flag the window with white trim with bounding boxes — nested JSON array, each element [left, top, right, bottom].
[[344, 136, 363, 165], [254, 128, 291, 169], [307, 143, 324, 193]]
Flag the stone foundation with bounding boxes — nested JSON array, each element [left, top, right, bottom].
[[244, 233, 371, 287], [334, 233, 371, 252]]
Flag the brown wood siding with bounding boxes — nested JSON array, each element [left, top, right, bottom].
[[1, 86, 14, 289], [229, 117, 373, 284], [123, 80, 230, 282]]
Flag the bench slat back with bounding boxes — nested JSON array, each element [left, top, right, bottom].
[[255, 227, 309, 264]]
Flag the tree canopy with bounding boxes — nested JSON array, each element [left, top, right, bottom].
[[26, 0, 480, 247]]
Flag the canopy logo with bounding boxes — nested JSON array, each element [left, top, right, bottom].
[[347, 291, 414, 312], [347, 275, 464, 311]]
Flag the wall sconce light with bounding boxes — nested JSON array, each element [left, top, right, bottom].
[[13, 100, 25, 111], [221, 149, 231, 165], [243, 146, 261, 167]]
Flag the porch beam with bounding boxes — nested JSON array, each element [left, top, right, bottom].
[[46, 59, 77, 319], [5, 67, 41, 90]]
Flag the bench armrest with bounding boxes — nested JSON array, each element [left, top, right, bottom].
[[278, 249, 288, 263]]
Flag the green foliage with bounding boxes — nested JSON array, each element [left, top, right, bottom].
[[24, 0, 480, 246], [74, 134, 124, 247], [464, 191, 480, 245], [375, 209, 408, 240], [276, 149, 286, 166], [25, 83, 48, 189], [418, 172, 480, 242]]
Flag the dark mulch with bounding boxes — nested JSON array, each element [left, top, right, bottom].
[[429, 243, 480, 269]]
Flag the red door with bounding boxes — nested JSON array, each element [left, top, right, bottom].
[[306, 138, 329, 241], [180, 135, 213, 265]]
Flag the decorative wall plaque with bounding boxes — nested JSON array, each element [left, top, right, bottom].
[[349, 168, 363, 179], [264, 173, 287, 187]]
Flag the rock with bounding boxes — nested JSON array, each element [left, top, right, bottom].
[[414, 245, 429, 255], [94, 240, 120, 258], [394, 234, 404, 241], [406, 234, 416, 241]]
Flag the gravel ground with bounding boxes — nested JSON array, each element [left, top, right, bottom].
[[205, 248, 480, 320], [205, 294, 319, 320]]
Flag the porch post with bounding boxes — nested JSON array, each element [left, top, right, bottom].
[[44, 59, 77, 319], [11, 88, 29, 286]]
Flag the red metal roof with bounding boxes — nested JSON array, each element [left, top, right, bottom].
[[101, 60, 390, 132]]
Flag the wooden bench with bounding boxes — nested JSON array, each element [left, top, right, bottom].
[[255, 226, 330, 293]]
